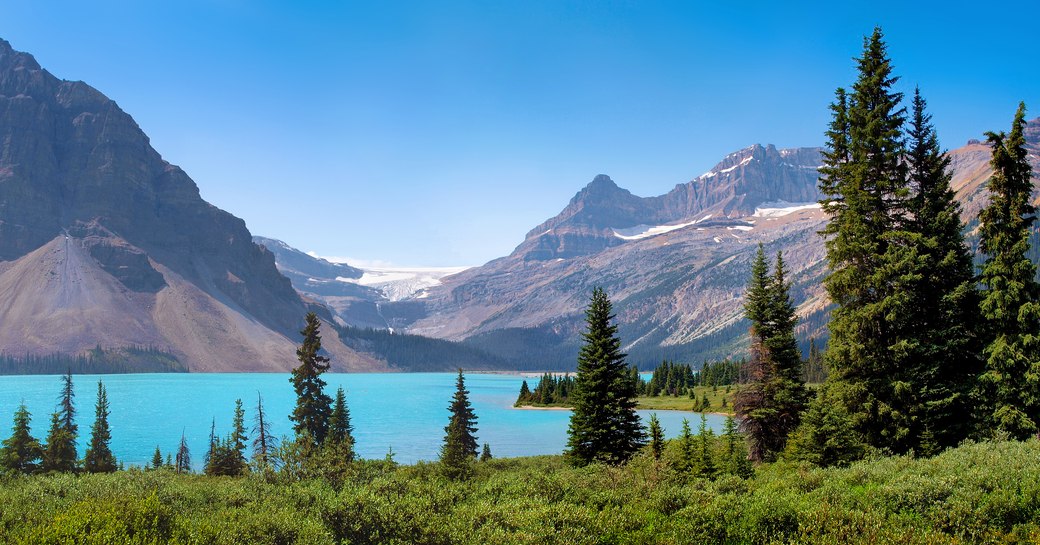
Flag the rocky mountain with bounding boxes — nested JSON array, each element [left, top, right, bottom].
[[380, 122, 1040, 369], [0, 38, 385, 372]]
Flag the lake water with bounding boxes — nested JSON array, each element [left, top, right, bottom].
[[0, 373, 725, 468]]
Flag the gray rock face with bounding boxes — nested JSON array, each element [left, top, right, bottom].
[[0, 39, 381, 371], [515, 145, 822, 261]]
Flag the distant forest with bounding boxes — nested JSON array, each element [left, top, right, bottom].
[[0, 345, 184, 375]]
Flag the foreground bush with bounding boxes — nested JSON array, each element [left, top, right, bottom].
[[1, 440, 1039, 544]]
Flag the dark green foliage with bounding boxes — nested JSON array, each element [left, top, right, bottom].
[[230, 399, 247, 465], [644, 360, 696, 396], [175, 432, 191, 473], [673, 418, 695, 476], [290, 312, 333, 446], [205, 401, 249, 477], [0, 403, 42, 474], [336, 324, 509, 371], [802, 337, 827, 384], [252, 392, 277, 470], [514, 373, 575, 405], [785, 384, 866, 467], [566, 288, 646, 465], [697, 359, 743, 387], [648, 413, 664, 461], [978, 102, 1040, 440], [721, 416, 753, 478], [441, 370, 479, 479], [480, 442, 492, 462], [898, 88, 982, 454], [735, 246, 809, 462], [327, 387, 355, 462], [42, 370, 78, 473], [151, 446, 163, 470], [84, 380, 116, 473], [694, 414, 717, 480], [0, 345, 184, 375]]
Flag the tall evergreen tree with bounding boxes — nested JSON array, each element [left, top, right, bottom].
[[735, 246, 808, 461], [694, 414, 717, 480], [230, 398, 247, 471], [252, 392, 277, 469], [818, 27, 941, 454], [674, 418, 695, 476], [978, 102, 1040, 439], [175, 431, 191, 473], [480, 442, 492, 462], [43, 371, 78, 472], [901, 88, 981, 454], [204, 417, 216, 470], [566, 287, 646, 465], [0, 403, 43, 474], [83, 380, 116, 473], [328, 387, 354, 449], [440, 369, 479, 479], [290, 312, 333, 445]]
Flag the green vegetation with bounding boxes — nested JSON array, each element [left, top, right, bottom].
[[978, 102, 1040, 439], [0, 345, 184, 374], [83, 380, 116, 473], [0, 440, 1038, 543], [566, 288, 645, 466], [440, 370, 480, 479], [290, 312, 334, 446], [735, 245, 809, 462]]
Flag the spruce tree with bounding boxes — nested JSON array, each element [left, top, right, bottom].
[[785, 385, 866, 467], [328, 387, 354, 450], [43, 371, 78, 472], [290, 312, 333, 445], [735, 246, 808, 461], [674, 418, 695, 477], [151, 446, 163, 470], [83, 380, 116, 473], [566, 287, 646, 465], [978, 102, 1040, 439], [0, 403, 43, 474], [818, 28, 930, 453], [647, 413, 664, 461], [230, 398, 247, 473], [694, 414, 717, 480], [902, 88, 981, 454], [480, 442, 492, 462], [440, 369, 479, 479]]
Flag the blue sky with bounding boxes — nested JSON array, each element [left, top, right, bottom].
[[3, 1, 1038, 266]]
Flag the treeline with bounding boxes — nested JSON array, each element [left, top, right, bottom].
[[337, 325, 508, 372], [0, 345, 183, 375], [514, 373, 576, 405]]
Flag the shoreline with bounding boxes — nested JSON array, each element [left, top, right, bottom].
[[513, 404, 732, 416]]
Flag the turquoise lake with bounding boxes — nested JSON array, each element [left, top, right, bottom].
[[0, 373, 724, 468]]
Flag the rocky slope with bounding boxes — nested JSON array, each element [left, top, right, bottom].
[[0, 39, 383, 372], [389, 121, 1039, 368]]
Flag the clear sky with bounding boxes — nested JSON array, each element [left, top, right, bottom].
[[3, 1, 1038, 266]]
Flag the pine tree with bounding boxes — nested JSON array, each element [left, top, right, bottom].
[[480, 442, 492, 462], [204, 417, 216, 471], [694, 414, 717, 480], [328, 387, 354, 451], [735, 246, 808, 461], [901, 88, 981, 454], [440, 369, 479, 479], [818, 27, 929, 453], [674, 418, 695, 477], [290, 312, 333, 446], [252, 392, 277, 469], [785, 385, 866, 467], [0, 403, 43, 474], [721, 416, 753, 478], [516, 380, 532, 405], [566, 287, 646, 465], [83, 380, 116, 473], [43, 371, 78, 472], [230, 398, 247, 473], [151, 446, 163, 470], [978, 102, 1040, 439], [175, 431, 191, 473], [647, 413, 664, 461]]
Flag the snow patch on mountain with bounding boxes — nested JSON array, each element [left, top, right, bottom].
[[753, 201, 821, 218], [612, 214, 713, 241]]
